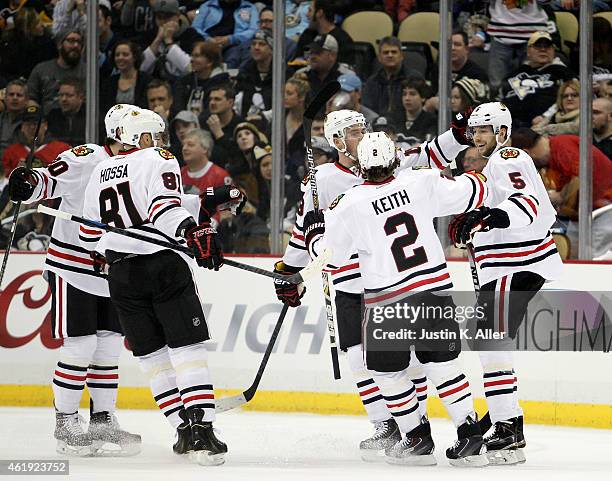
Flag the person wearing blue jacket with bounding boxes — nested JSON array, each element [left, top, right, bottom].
[[192, 0, 259, 68]]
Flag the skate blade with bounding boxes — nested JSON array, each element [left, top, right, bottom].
[[91, 440, 142, 457], [385, 454, 437, 466], [360, 448, 387, 463], [448, 453, 489, 468], [56, 441, 92, 457], [189, 450, 226, 466], [487, 448, 525, 465]]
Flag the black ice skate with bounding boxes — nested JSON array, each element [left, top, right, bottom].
[[173, 409, 194, 455], [359, 417, 402, 462], [187, 407, 227, 466], [446, 416, 488, 467], [385, 419, 437, 466], [484, 416, 526, 465], [88, 411, 142, 457], [54, 410, 92, 457]]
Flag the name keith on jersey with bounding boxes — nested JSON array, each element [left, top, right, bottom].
[[372, 189, 410, 215], [100, 164, 129, 183]]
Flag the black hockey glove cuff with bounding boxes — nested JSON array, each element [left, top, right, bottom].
[[273, 261, 306, 307], [303, 210, 325, 251], [458, 207, 510, 245], [185, 221, 224, 270], [200, 185, 247, 217], [8, 166, 38, 202], [451, 107, 474, 146]]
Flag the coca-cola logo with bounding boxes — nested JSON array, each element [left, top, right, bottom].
[[0, 270, 61, 349]]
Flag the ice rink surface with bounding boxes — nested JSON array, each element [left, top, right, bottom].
[[0, 407, 609, 481]]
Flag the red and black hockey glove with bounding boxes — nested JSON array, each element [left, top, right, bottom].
[[185, 221, 224, 270], [273, 261, 306, 307], [451, 207, 511, 246], [90, 252, 107, 274], [451, 107, 474, 146], [8, 166, 38, 202], [303, 210, 325, 252], [200, 185, 247, 217], [448, 213, 468, 248]]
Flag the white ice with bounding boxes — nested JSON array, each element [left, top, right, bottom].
[[0, 407, 609, 481]]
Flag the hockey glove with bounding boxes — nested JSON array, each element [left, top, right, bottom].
[[185, 221, 224, 270], [273, 260, 306, 307], [454, 207, 511, 246], [90, 252, 107, 274], [8, 166, 38, 202], [448, 213, 469, 248], [303, 210, 325, 252], [451, 107, 474, 146], [200, 185, 247, 217]]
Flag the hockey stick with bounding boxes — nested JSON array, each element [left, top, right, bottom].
[[215, 303, 290, 413], [0, 111, 43, 289], [303, 81, 342, 380], [37, 205, 325, 285]]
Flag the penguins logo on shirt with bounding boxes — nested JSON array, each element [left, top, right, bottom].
[[155, 148, 175, 160], [71, 145, 94, 157], [500, 148, 520, 160]]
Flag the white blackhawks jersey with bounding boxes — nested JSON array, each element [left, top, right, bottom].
[[471, 146, 563, 286], [80, 147, 197, 265], [283, 129, 468, 294], [25, 144, 114, 297], [311, 169, 487, 306]]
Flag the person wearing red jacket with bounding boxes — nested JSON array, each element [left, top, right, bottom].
[[180, 128, 231, 194]]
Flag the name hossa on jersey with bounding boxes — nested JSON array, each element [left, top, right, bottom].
[[79, 147, 200, 264], [24, 144, 115, 297], [472, 147, 563, 286], [284, 129, 469, 294], [311, 168, 487, 306]]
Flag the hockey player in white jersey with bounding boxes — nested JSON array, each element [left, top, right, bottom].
[[303, 132, 489, 467], [79, 108, 227, 466], [7, 104, 141, 457], [448, 102, 563, 465]]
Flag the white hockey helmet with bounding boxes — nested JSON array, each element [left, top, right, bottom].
[[357, 132, 397, 170], [104, 104, 137, 141], [467, 101, 512, 154], [323, 109, 367, 158], [117, 108, 167, 147]]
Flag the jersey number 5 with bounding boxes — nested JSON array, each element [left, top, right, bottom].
[[508, 172, 526, 189], [384, 212, 428, 272], [100, 181, 143, 228]]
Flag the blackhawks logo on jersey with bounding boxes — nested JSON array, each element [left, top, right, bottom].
[[329, 193, 345, 210], [71, 145, 94, 157], [500, 148, 520, 160], [155, 148, 175, 160]]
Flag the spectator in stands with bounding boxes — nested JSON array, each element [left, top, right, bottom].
[[294, 34, 355, 97], [311, 111, 325, 137], [192, 0, 259, 69], [311, 135, 335, 166], [47, 77, 86, 146], [52, 0, 87, 38], [146, 79, 175, 124], [294, 0, 354, 65], [593, 97, 612, 160], [234, 29, 273, 120], [181, 128, 232, 194], [327, 73, 378, 125], [0, 79, 28, 156], [395, 77, 437, 144], [486, 0, 552, 91], [450, 77, 489, 113], [383, 0, 416, 23], [532, 79, 580, 136], [170, 109, 199, 162], [226, 121, 267, 200], [0, 7, 57, 82], [284, 2, 310, 41], [201, 84, 245, 167], [174, 41, 230, 115], [141, 0, 202, 81], [2, 105, 71, 173], [254, 144, 272, 221], [285, 77, 309, 180], [100, 40, 152, 115], [99, 0, 118, 77], [27, 29, 85, 114], [501, 31, 575, 128], [120, 0, 156, 47]]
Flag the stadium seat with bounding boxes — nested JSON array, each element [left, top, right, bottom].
[[594, 11, 612, 28], [342, 11, 394, 51], [554, 11, 578, 56], [400, 41, 432, 78], [351, 41, 377, 80], [397, 12, 440, 61]]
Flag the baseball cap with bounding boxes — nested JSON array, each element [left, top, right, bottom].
[[311, 136, 333, 154], [99, 0, 112, 10], [253, 144, 272, 162], [172, 110, 200, 127], [307, 34, 339, 54], [253, 29, 273, 49], [20, 105, 46, 123], [528, 31, 553, 47], [153, 0, 179, 14], [338, 73, 362, 93]]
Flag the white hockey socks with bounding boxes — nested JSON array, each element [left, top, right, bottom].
[[371, 369, 421, 434], [168, 342, 215, 423], [87, 331, 122, 414], [347, 345, 391, 423], [479, 351, 522, 423], [53, 335, 97, 414], [139, 346, 184, 429], [423, 360, 475, 427]]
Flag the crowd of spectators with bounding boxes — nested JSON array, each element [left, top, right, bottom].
[[0, 0, 610, 257]]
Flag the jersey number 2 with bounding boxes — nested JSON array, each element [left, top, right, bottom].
[[384, 212, 428, 272], [100, 181, 143, 228]]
